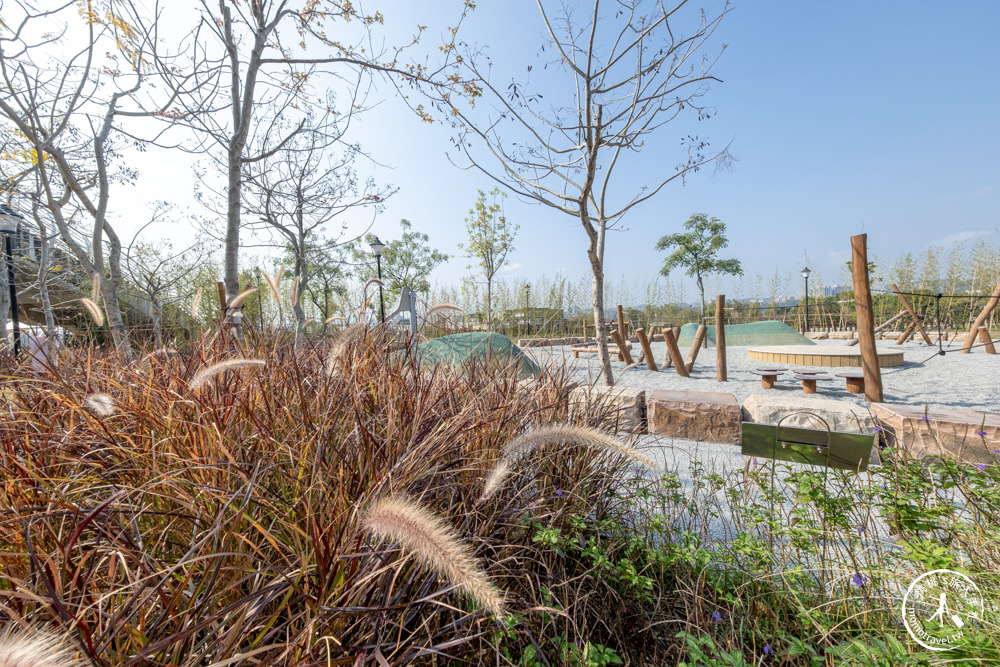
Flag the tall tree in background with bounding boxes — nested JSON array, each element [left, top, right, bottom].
[[458, 187, 517, 328], [428, 0, 731, 385], [0, 0, 162, 358], [656, 213, 742, 322], [145, 0, 472, 321], [244, 117, 395, 342], [354, 220, 449, 309]]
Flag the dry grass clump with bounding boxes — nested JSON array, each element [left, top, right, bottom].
[[0, 330, 647, 664]]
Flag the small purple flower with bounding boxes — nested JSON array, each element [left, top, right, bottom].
[[763, 644, 774, 656], [711, 611, 722, 622], [858, 525, 865, 534], [852, 573, 865, 587], [880, 484, 887, 490], [977, 463, 988, 471], [873, 426, 883, 432], [976, 430, 987, 437], [921, 416, 929, 423], [555, 489, 564, 497]]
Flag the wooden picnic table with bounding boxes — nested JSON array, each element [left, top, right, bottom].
[[835, 371, 866, 395], [750, 368, 785, 389], [794, 373, 832, 394]]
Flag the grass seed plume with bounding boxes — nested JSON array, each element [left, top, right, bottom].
[[0, 627, 82, 667], [363, 496, 505, 617], [189, 359, 266, 391]]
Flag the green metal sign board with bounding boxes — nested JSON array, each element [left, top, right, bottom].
[[741, 421, 874, 471]]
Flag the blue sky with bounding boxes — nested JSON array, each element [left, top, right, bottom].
[[121, 1, 1000, 299]]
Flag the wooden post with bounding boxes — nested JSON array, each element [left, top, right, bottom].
[[962, 282, 1000, 353], [847, 310, 906, 346], [216, 281, 228, 321], [662, 328, 689, 377], [890, 283, 933, 345], [610, 330, 634, 366], [686, 324, 708, 374], [582, 318, 588, 343], [894, 321, 916, 345], [977, 326, 996, 354], [715, 294, 727, 381], [635, 327, 658, 371], [616, 305, 625, 341], [661, 327, 673, 368], [851, 234, 883, 402]]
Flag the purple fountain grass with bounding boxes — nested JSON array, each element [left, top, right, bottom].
[[83, 393, 115, 417], [80, 298, 103, 327], [227, 286, 257, 308], [363, 495, 506, 617], [190, 286, 203, 318], [326, 323, 366, 376]]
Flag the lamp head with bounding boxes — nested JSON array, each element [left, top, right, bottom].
[[369, 236, 385, 258], [0, 203, 22, 235], [801, 266, 812, 280]]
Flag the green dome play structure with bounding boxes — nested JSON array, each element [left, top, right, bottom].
[[415, 332, 540, 379], [676, 320, 814, 347]]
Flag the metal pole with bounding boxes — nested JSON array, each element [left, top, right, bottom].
[[376, 255, 385, 323], [804, 275, 810, 333], [5, 234, 19, 356]]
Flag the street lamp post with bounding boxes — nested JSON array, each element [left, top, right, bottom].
[[369, 237, 386, 323], [801, 266, 812, 333], [0, 204, 23, 356]]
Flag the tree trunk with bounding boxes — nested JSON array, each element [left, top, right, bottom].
[[486, 279, 492, 330], [152, 303, 163, 349], [587, 219, 613, 386], [100, 279, 133, 359], [0, 248, 8, 351], [36, 231, 56, 336], [293, 240, 308, 346]]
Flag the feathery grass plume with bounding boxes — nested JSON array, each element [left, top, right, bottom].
[[481, 425, 657, 501], [363, 278, 384, 294], [325, 323, 365, 376], [228, 287, 257, 309], [81, 298, 104, 326], [363, 496, 505, 617], [0, 626, 81, 667], [190, 286, 203, 318], [262, 267, 285, 302], [189, 359, 266, 391], [479, 459, 512, 503], [424, 303, 463, 319], [83, 393, 115, 417], [91, 272, 101, 301]]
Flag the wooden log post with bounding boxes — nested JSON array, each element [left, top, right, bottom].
[[847, 310, 907, 346], [962, 282, 1000, 353], [662, 327, 689, 377], [890, 283, 933, 345], [894, 321, 917, 345], [716, 294, 727, 382], [686, 324, 708, 374], [216, 281, 228, 321], [616, 305, 625, 341], [582, 318, 588, 343], [978, 326, 997, 354], [851, 234, 883, 402], [635, 327, 658, 371], [610, 330, 634, 366]]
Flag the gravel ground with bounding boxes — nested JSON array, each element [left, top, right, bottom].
[[525, 337, 1000, 413], [524, 337, 1000, 498]]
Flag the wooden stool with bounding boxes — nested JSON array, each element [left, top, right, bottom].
[[750, 369, 785, 389], [793, 368, 823, 376], [836, 371, 866, 394], [794, 374, 831, 394]]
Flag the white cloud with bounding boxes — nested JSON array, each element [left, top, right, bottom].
[[928, 230, 990, 248]]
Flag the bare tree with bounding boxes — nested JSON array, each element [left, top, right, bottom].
[[0, 0, 166, 358], [144, 0, 471, 325], [243, 117, 395, 342], [429, 0, 731, 384]]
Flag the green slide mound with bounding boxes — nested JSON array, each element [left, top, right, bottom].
[[676, 320, 814, 347], [416, 332, 541, 379]]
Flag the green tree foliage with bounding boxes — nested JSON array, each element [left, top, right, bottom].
[[458, 187, 518, 328], [354, 220, 449, 309], [656, 213, 743, 321]]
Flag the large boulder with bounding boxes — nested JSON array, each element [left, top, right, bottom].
[[870, 403, 1000, 464], [646, 390, 741, 444], [742, 394, 874, 433], [569, 385, 646, 434]]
